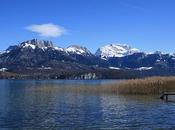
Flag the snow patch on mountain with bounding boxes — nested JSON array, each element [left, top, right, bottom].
[[0, 68, 8, 72], [109, 67, 121, 70], [54, 47, 64, 51], [136, 67, 153, 71], [95, 43, 140, 58], [22, 43, 36, 49]]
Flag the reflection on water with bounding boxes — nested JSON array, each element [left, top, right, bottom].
[[0, 80, 175, 130]]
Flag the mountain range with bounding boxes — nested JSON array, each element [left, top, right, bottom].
[[0, 39, 175, 79]]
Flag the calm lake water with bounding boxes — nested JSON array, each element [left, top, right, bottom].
[[0, 80, 175, 130]]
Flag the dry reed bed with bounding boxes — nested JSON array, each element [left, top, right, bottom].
[[33, 77, 175, 95], [100, 76, 175, 95]]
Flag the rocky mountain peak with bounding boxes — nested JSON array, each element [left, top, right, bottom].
[[20, 39, 54, 49], [95, 43, 140, 58], [65, 45, 92, 56]]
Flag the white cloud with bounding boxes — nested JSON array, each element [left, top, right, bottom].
[[26, 23, 67, 37]]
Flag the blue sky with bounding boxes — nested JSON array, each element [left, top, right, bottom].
[[0, 0, 175, 53]]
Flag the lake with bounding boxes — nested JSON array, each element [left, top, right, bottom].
[[0, 80, 175, 130]]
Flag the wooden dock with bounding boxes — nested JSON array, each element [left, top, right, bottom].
[[160, 92, 175, 101]]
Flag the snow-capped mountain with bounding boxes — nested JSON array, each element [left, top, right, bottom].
[[65, 45, 92, 56], [95, 44, 140, 58], [1, 39, 175, 70], [1, 39, 175, 79]]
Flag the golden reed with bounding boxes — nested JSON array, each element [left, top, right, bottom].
[[33, 76, 175, 95]]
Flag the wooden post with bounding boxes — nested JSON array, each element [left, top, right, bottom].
[[160, 94, 164, 100], [165, 95, 168, 102]]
